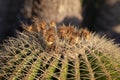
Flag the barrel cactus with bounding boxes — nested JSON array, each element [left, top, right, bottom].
[[0, 20, 120, 80]]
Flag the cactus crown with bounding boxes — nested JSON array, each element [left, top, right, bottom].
[[0, 19, 120, 80]]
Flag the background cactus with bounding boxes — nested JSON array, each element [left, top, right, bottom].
[[0, 21, 120, 80]]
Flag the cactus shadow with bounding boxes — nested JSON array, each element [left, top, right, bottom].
[[95, 1, 120, 44], [58, 16, 82, 28]]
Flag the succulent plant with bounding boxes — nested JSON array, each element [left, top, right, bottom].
[[0, 22, 120, 80]]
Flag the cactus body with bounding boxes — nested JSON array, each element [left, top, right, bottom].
[[0, 21, 120, 80]]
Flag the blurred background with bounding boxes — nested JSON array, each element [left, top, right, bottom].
[[0, 0, 120, 44]]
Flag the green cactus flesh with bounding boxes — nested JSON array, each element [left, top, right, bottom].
[[0, 30, 120, 80]]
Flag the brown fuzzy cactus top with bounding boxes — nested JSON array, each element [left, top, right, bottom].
[[23, 19, 91, 46]]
